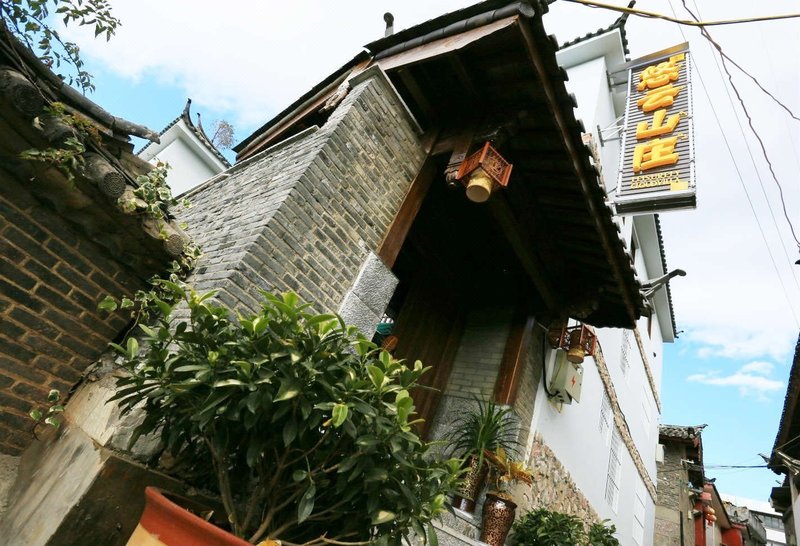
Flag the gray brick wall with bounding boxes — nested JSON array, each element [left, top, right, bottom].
[[180, 67, 425, 317], [445, 306, 513, 399]]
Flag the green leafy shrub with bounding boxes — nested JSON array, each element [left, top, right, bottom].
[[586, 520, 619, 546], [512, 508, 585, 546], [111, 284, 460, 545]]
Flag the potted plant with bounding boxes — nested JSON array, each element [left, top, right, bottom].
[[447, 399, 518, 513], [108, 283, 461, 545], [511, 508, 585, 546], [479, 448, 533, 546]]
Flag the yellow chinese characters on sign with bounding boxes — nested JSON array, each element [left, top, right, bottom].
[[631, 53, 688, 190]]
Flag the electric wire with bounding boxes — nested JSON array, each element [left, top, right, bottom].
[[679, 0, 800, 251], [562, 0, 800, 27], [662, 0, 800, 328], [686, 0, 800, 298]]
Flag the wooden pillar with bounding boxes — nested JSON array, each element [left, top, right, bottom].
[[378, 153, 438, 268], [493, 305, 535, 405]]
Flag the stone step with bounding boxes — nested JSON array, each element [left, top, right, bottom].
[[434, 507, 486, 546]]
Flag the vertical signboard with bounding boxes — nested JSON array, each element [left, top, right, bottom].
[[615, 43, 695, 215]]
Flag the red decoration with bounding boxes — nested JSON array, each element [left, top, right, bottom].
[[456, 142, 513, 188]]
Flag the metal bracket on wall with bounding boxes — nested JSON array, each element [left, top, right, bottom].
[[596, 115, 625, 146]]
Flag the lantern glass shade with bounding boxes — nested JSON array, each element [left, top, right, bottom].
[[465, 168, 493, 203]]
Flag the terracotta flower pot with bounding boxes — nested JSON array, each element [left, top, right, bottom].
[[126, 487, 251, 546], [452, 454, 487, 513], [480, 493, 517, 546]]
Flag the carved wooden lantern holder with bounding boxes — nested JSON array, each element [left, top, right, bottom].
[[547, 323, 597, 365], [455, 142, 513, 203]]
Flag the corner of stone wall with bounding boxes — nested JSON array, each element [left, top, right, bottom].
[[522, 433, 601, 530]]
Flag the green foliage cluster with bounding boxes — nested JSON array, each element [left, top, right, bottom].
[[109, 284, 461, 545], [28, 388, 64, 434], [512, 509, 619, 546], [447, 399, 519, 469], [119, 161, 190, 219], [0, 0, 119, 92]]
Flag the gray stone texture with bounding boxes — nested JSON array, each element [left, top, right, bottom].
[[655, 442, 695, 546], [521, 433, 600, 529], [338, 251, 399, 337], [179, 67, 425, 316]]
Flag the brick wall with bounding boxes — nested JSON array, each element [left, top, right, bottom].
[[180, 67, 424, 317], [0, 177, 149, 455], [445, 306, 513, 399]]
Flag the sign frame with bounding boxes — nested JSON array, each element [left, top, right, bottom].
[[614, 42, 696, 215]]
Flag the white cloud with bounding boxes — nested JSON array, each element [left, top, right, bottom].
[[739, 361, 774, 375], [60, 0, 471, 128], [687, 363, 784, 398]]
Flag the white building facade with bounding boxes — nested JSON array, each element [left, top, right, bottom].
[[524, 24, 676, 546]]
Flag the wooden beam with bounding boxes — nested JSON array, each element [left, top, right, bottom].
[[378, 146, 438, 269], [517, 21, 639, 325], [493, 305, 535, 405], [487, 193, 560, 311], [397, 68, 438, 125]]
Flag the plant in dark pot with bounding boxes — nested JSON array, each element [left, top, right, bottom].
[[108, 283, 461, 546], [446, 399, 518, 513], [479, 448, 533, 546]]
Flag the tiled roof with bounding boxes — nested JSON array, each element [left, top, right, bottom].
[[559, 0, 634, 59], [770, 335, 800, 467], [655, 214, 678, 337], [659, 423, 706, 441], [139, 99, 231, 168]]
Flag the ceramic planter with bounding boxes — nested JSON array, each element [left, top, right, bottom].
[[480, 493, 517, 546], [452, 454, 487, 513], [126, 487, 251, 546]]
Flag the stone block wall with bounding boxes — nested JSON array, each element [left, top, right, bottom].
[[180, 67, 424, 319], [521, 433, 600, 528], [0, 179, 146, 455], [655, 442, 694, 546]]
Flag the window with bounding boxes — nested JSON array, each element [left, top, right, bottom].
[[620, 330, 631, 377], [641, 387, 652, 437], [599, 391, 612, 446], [632, 480, 646, 545], [605, 429, 622, 512]]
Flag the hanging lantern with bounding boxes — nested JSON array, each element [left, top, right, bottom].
[[455, 142, 513, 203], [547, 323, 598, 365]]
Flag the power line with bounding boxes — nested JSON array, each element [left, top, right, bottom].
[[687, 0, 800, 298], [679, 0, 800, 251], [663, 0, 800, 328], [562, 0, 800, 27]]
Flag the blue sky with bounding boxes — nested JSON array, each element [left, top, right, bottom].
[[59, 0, 800, 503]]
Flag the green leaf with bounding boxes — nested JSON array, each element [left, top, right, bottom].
[[126, 338, 139, 359], [47, 389, 60, 403], [120, 297, 134, 309], [372, 510, 396, 525], [293, 470, 307, 482], [275, 379, 301, 402], [97, 295, 117, 312], [367, 365, 385, 389], [283, 419, 297, 446], [29, 409, 42, 421], [297, 483, 316, 523], [426, 523, 439, 546], [331, 403, 348, 428]]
